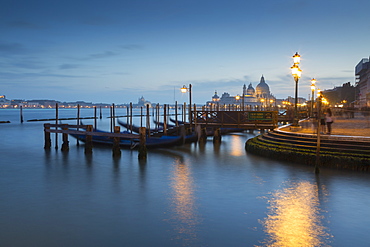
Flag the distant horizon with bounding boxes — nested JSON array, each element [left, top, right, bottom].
[[2, 92, 310, 106]]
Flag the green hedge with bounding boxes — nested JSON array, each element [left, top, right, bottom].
[[245, 136, 370, 171]]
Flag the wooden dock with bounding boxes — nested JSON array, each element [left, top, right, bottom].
[[38, 102, 307, 160], [44, 123, 145, 158]]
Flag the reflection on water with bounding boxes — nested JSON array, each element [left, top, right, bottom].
[[259, 180, 331, 247], [229, 135, 245, 157], [167, 157, 201, 245]]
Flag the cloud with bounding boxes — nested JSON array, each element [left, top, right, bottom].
[[6, 20, 44, 29], [0, 59, 46, 70], [0, 42, 26, 55], [120, 44, 144, 50], [59, 64, 81, 70], [73, 51, 118, 61], [0, 71, 86, 80], [341, 69, 354, 73], [88, 51, 117, 59]]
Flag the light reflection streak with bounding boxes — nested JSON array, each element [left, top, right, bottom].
[[229, 135, 244, 157], [259, 181, 331, 247], [167, 158, 201, 245]]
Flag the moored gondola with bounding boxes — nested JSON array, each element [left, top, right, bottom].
[[69, 129, 185, 149]]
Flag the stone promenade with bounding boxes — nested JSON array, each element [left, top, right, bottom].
[[281, 113, 370, 137]]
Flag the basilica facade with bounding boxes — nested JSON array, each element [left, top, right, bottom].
[[207, 75, 275, 107]]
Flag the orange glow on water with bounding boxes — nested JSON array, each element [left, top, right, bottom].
[[260, 181, 331, 246], [229, 135, 245, 157], [167, 158, 200, 243]]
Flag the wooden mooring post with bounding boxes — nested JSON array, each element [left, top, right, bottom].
[[61, 125, 69, 151], [44, 124, 51, 150], [199, 127, 207, 142], [76, 104, 80, 146], [129, 102, 133, 133], [146, 104, 150, 137], [213, 128, 221, 143], [138, 127, 147, 160], [175, 101, 178, 127], [112, 126, 121, 157], [20, 105, 24, 123], [163, 104, 167, 135], [183, 102, 186, 123], [94, 106, 97, 130], [55, 103, 59, 149], [84, 125, 93, 154]]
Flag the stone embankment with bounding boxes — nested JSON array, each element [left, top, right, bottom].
[[245, 114, 370, 171]]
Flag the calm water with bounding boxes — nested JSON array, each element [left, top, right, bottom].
[[1, 108, 370, 247]]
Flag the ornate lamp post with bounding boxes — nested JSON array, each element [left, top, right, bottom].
[[310, 78, 316, 118], [315, 88, 322, 174], [290, 52, 302, 126], [242, 92, 245, 111], [181, 84, 192, 123], [235, 94, 240, 110]]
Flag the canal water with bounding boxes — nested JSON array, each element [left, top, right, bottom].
[[1, 108, 369, 247]]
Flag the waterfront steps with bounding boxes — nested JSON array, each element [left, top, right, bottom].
[[259, 129, 370, 156]]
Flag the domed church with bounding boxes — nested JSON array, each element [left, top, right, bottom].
[[207, 75, 275, 107], [255, 75, 271, 98]]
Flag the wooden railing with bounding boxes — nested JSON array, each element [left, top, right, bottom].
[[191, 110, 278, 129]]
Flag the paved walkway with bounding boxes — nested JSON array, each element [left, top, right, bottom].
[[281, 114, 370, 137]]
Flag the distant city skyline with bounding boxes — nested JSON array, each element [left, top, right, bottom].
[[1, 0, 369, 104]]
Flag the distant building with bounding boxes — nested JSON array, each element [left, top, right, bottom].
[[135, 96, 151, 107], [207, 75, 276, 107], [322, 82, 356, 107], [25, 99, 60, 108], [355, 56, 370, 107], [0, 95, 11, 108]]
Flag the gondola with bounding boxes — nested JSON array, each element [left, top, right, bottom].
[[117, 119, 163, 134], [69, 129, 185, 149], [118, 119, 198, 144], [153, 120, 175, 128], [170, 118, 185, 125]]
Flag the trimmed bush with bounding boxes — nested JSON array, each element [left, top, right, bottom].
[[246, 136, 370, 171]]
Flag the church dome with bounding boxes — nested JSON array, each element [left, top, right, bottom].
[[246, 83, 255, 95], [256, 75, 270, 96], [212, 91, 220, 101]]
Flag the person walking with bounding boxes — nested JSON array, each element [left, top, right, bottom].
[[325, 108, 334, 134], [320, 110, 326, 134]]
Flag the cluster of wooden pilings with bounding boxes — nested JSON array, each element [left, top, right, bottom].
[[44, 123, 148, 159], [39, 101, 282, 161]]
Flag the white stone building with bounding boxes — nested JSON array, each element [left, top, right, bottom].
[[207, 75, 275, 108]]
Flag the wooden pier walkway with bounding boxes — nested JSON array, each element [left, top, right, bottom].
[[44, 123, 146, 158], [38, 102, 304, 161]]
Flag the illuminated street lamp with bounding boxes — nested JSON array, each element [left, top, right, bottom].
[[260, 98, 265, 109], [181, 84, 192, 123], [311, 78, 316, 117], [180, 86, 187, 93], [290, 52, 302, 126], [269, 99, 274, 108], [293, 52, 301, 64], [235, 94, 240, 110]]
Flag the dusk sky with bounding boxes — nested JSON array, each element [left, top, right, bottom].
[[1, 0, 370, 104]]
